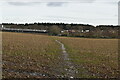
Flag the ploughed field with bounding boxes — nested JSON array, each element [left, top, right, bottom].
[[2, 32, 118, 78]]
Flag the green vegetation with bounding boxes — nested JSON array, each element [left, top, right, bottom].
[[48, 25, 61, 36], [57, 37, 118, 78], [2, 32, 64, 78], [2, 23, 119, 38], [2, 32, 119, 78]]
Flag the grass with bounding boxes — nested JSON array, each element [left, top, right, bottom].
[[2, 32, 119, 78], [57, 36, 118, 78], [2, 32, 64, 78]]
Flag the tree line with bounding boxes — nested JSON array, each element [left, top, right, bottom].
[[1, 23, 120, 38]]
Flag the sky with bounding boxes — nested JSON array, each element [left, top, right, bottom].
[[0, 0, 120, 25]]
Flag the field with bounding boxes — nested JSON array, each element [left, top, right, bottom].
[[57, 37, 118, 78], [2, 32, 65, 78], [2, 32, 119, 78]]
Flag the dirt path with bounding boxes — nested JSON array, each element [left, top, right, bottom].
[[55, 40, 78, 78]]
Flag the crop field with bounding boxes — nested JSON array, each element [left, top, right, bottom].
[[2, 32, 119, 78], [2, 32, 65, 78], [57, 37, 118, 78]]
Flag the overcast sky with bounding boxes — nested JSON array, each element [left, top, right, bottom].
[[0, 0, 120, 25]]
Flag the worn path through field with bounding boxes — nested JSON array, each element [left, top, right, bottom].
[[55, 40, 78, 78]]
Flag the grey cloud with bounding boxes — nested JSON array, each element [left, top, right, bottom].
[[119, 1, 120, 5], [7, 2, 41, 6], [46, 0, 96, 7], [47, 2, 66, 7], [78, 0, 96, 3], [7, 0, 96, 6], [7, 2, 66, 7]]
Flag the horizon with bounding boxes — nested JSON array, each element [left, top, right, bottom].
[[1, 22, 119, 27]]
